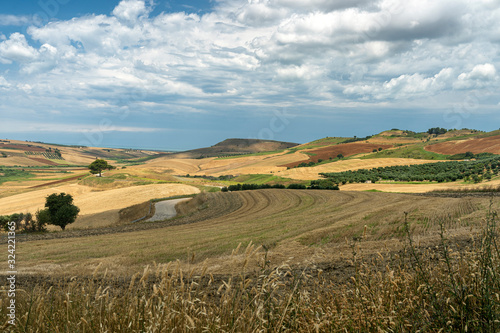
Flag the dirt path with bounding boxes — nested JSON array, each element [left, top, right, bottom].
[[29, 174, 86, 188], [146, 198, 191, 222]]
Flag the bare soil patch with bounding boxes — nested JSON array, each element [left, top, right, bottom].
[[29, 174, 85, 188], [27, 157, 61, 165], [1, 144, 46, 152], [425, 134, 500, 154]]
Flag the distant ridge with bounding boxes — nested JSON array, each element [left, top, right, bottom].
[[170, 138, 299, 158]]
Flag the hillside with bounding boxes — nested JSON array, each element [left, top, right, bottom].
[[168, 138, 299, 159], [0, 139, 160, 167], [425, 133, 500, 155]]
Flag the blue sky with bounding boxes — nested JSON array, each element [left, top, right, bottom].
[[0, 0, 499, 150]]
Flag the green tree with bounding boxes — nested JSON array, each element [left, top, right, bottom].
[[88, 159, 114, 177], [465, 151, 475, 159], [337, 153, 344, 159], [44, 193, 80, 230]]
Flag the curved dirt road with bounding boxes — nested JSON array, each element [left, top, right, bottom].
[[146, 198, 191, 222]]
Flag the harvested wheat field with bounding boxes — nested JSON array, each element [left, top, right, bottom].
[[194, 152, 309, 176], [146, 151, 309, 176], [9, 189, 491, 277], [277, 158, 439, 180], [425, 134, 500, 155], [145, 157, 206, 174], [0, 183, 199, 217]]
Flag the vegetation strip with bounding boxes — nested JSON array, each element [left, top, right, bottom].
[[321, 156, 500, 184]]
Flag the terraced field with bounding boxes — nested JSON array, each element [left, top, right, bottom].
[[10, 189, 489, 276]]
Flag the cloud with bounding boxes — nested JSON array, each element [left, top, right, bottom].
[[0, 33, 38, 63], [0, 0, 498, 130], [0, 14, 33, 26], [112, 0, 151, 24], [454, 64, 498, 89], [0, 76, 10, 89], [0, 121, 164, 133], [343, 68, 455, 100]]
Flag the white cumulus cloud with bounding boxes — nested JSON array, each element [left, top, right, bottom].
[[0, 33, 38, 64]]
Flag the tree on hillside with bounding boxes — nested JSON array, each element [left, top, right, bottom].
[[337, 154, 344, 159], [427, 127, 447, 135], [88, 158, 114, 177], [42, 193, 80, 231]]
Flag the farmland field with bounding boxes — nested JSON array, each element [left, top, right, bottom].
[[2, 134, 500, 331], [425, 134, 500, 155], [6, 189, 491, 275]]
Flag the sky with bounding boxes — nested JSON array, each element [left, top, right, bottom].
[[0, 0, 499, 150]]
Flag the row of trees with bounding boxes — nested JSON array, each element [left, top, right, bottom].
[[221, 179, 339, 192], [320, 157, 500, 184], [427, 127, 448, 135]]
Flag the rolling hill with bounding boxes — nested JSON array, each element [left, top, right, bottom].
[[167, 138, 299, 159]]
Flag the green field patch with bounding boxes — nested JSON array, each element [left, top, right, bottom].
[[0, 168, 34, 184], [79, 176, 115, 186], [285, 137, 346, 153], [361, 143, 448, 160], [215, 150, 285, 159], [232, 174, 294, 185], [322, 156, 500, 184]]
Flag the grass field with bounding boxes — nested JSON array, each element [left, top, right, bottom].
[[362, 143, 449, 160]]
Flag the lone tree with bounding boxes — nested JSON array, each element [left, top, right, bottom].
[[42, 193, 80, 231], [88, 158, 114, 177]]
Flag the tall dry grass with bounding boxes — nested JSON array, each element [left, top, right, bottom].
[[2, 206, 500, 332]]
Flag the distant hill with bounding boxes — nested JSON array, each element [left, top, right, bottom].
[[170, 138, 299, 159]]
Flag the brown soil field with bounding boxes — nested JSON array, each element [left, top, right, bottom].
[[425, 134, 500, 154], [5, 189, 491, 277], [29, 174, 87, 188], [0, 144, 46, 151], [282, 142, 393, 168], [276, 158, 438, 181], [0, 155, 50, 166], [27, 157, 62, 165]]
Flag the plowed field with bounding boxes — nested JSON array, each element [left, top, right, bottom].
[[8, 189, 489, 276], [425, 135, 500, 154]]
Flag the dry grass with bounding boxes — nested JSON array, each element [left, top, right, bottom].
[[0, 183, 200, 217], [11, 190, 492, 276], [2, 206, 500, 332]]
